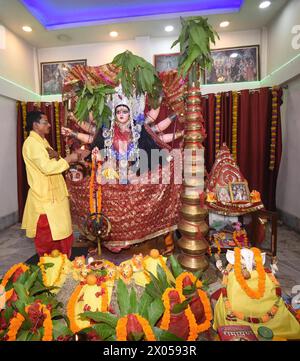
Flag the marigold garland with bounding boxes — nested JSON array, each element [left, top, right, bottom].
[[38, 254, 66, 287], [89, 160, 96, 214], [89, 159, 102, 217], [175, 272, 203, 293], [67, 284, 84, 333], [269, 87, 279, 171], [222, 270, 281, 324], [7, 303, 53, 341], [116, 314, 156, 341], [232, 229, 249, 248], [21, 102, 28, 140], [234, 247, 266, 299], [215, 94, 222, 157], [0, 263, 29, 288], [54, 101, 61, 156], [100, 283, 108, 312], [116, 316, 128, 341], [67, 281, 108, 333], [231, 91, 239, 161], [175, 273, 212, 334], [6, 312, 25, 341], [160, 288, 199, 341]]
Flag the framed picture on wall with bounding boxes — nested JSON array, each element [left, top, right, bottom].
[[41, 59, 87, 95], [205, 45, 260, 84], [154, 53, 180, 73]]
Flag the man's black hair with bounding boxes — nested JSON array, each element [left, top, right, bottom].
[[26, 111, 45, 132]]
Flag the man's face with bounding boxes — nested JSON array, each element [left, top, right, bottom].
[[35, 114, 50, 135], [115, 106, 130, 125]]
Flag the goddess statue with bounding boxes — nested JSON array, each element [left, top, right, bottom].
[[62, 85, 184, 253]]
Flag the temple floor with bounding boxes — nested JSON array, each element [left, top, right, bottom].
[[0, 223, 299, 296]]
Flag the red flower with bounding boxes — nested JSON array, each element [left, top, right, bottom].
[[83, 304, 91, 312], [108, 305, 116, 314], [12, 267, 24, 282], [87, 330, 101, 341]]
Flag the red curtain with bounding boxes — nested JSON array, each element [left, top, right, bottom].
[[16, 101, 66, 221], [202, 87, 282, 210]]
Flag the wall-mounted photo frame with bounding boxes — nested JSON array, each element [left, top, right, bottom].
[[41, 59, 87, 95], [205, 45, 260, 84], [154, 53, 180, 73], [229, 182, 250, 203]]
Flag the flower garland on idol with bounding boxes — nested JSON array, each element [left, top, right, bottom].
[[175, 272, 212, 333], [67, 277, 108, 333], [221, 259, 282, 324], [116, 314, 156, 341], [0, 263, 29, 289], [160, 288, 199, 341], [234, 247, 266, 299], [6, 302, 53, 341]]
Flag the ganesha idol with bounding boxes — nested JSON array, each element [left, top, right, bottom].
[[62, 70, 186, 253], [213, 247, 300, 339]]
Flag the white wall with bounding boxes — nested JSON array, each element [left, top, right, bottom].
[[276, 75, 300, 218], [0, 25, 37, 95], [267, 0, 300, 75], [0, 95, 18, 218], [37, 29, 263, 87]]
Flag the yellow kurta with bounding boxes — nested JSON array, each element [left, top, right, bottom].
[[21, 131, 72, 240]]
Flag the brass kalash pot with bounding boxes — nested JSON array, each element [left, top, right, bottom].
[[177, 86, 209, 271]]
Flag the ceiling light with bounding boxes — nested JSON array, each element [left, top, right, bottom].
[[259, 1, 271, 9], [220, 21, 230, 28], [165, 25, 174, 32], [22, 26, 32, 32], [230, 53, 238, 58], [109, 31, 118, 37]]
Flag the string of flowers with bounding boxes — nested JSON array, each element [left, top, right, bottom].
[[21, 102, 28, 140], [234, 247, 266, 299], [100, 283, 108, 312], [38, 253, 66, 288], [269, 87, 279, 171], [175, 273, 212, 333], [89, 159, 96, 214], [6, 312, 25, 341], [0, 263, 29, 288], [232, 229, 249, 248], [215, 94, 221, 157], [231, 91, 239, 161], [116, 314, 156, 341], [24, 303, 53, 341], [67, 284, 84, 333], [160, 288, 198, 341], [54, 101, 61, 155], [7, 303, 53, 341], [221, 268, 281, 324], [89, 158, 102, 218]]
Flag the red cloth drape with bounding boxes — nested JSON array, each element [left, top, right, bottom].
[[202, 87, 282, 210], [16, 101, 66, 221]]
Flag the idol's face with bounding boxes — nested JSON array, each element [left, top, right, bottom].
[[115, 105, 130, 124]]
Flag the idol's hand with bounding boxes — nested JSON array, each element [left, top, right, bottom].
[[61, 127, 72, 136]]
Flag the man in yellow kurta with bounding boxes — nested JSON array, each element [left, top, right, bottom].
[[21, 111, 78, 257]]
